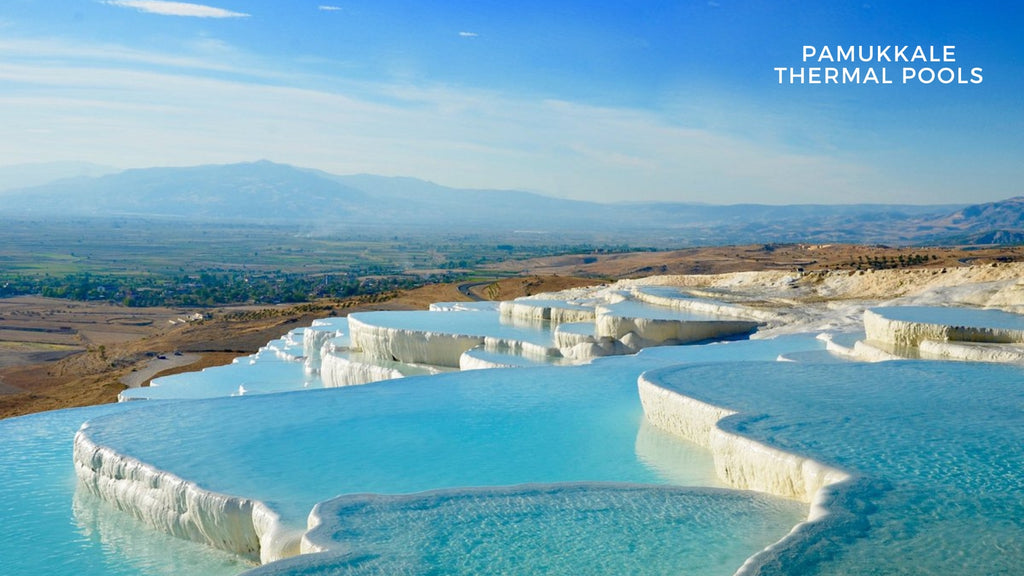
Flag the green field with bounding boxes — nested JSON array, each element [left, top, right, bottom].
[[0, 217, 635, 306]]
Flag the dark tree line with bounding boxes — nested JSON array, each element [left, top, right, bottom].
[[0, 269, 448, 307]]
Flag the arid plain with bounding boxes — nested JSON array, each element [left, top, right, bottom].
[[2, 243, 1020, 419]]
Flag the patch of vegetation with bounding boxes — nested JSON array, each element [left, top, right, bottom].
[[0, 217, 656, 307]]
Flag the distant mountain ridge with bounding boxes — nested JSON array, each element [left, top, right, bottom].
[[0, 161, 119, 192], [1, 160, 1019, 246]]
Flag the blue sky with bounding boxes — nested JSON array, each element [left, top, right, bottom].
[[1, 1, 1020, 204]]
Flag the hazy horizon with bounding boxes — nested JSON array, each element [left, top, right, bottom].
[[1, 1, 1021, 205]]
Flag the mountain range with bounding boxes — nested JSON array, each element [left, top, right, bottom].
[[1, 160, 1020, 246]]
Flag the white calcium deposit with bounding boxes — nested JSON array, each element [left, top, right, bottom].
[[636, 370, 854, 576], [347, 315, 485, 367], [595, 305, 760, 349], [319, 352, 406, 387], [301, 326, 342, 375], [630, 286, 780, 322], [637, 374, 850, 510], [864, 308, 1024, 348], [73, 425, 301, 564], [918, 339, 1024, 363], [498, 299, 596, 325]]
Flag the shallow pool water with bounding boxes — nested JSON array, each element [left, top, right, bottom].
[[871, 305, 1024, 330], [247, 484, 805, 576], [120, 347, 315, 400], [23, 292, 1010, 576], [599, 299, 738, 321], [644, 360, 1024, 575], [81, 360, 727, 527], [0, 405, 251, 576], [70, 333, 827, 575], [349, 309, 559, 347]]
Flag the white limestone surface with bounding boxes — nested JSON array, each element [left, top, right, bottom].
[[918, 339, 1024, 363], [638, 374, 849, 506], [73, 425, 300, 564], [637, 360, 1024, 576], [347, 310, 563, 367], [553, 321, 596, 348], [347, 314, 485, 367], [631, 285, 780, 322], [321, 346, 446, 387], [498, 298, 596, 325], [301, 320, 347, 374], [864, 306, 1024, 348], [596, 303, 760, 349]]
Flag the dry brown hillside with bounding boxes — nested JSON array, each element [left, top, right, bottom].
[[2, 244, 1020, 419]]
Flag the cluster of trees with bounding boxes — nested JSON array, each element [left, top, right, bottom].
[[0, 269, 450, 307], [849, 253, 939, 270]]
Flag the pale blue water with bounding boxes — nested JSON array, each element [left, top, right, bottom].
[[81, 360, 726, 527], [71, 334, 825, 575], [0, 405, 251, 576], [645, 360, 1024, 575], [24, 296, 1020, 576], [460, 347, 564, 367], [120, 349, 315, 400], [826, 330, 864, 349], [508, 297, 595, 312], [633, 284, 738, 309], [633, 285, 696, 299], [246, 484, 805, 576], [777, 349, 850, 363], [555, 321, 595, 336], [599, 300, 737, 321], [871, 305, 1024, 330], [349, 309, 558, 346]]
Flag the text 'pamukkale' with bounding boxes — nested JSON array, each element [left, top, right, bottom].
[[774, 45, 983, 85]]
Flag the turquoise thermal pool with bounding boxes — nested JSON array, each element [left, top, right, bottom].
[[870, 305, 1024, 330], [1, 405, 249, 576], [67, 331, 828, 575], [599, 299, 738, 321], [4, 282, 1023, 575], [639, 360, 1024, 575], [349, 309, 559, 347]]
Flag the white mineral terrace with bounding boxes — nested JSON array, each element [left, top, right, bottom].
[[67, 266, 1024, 575], [595, 300, 761, 350], [630, 285, 780, 322], [498, 297, 597, 325], [864, 305, 1024, 347], [637, 361, 1024, 575], [638, 373, 850, 509], [346, 311, 562, 368], [319, 349, 445, 387], [73, 427, 302, 564]]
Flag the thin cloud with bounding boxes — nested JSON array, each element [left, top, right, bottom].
[[458, 31, 479, 38], [101, 1, 249, 18], [318, 5, 342, 11]]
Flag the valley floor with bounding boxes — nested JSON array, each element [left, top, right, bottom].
[[1, 243, 1019, 419]]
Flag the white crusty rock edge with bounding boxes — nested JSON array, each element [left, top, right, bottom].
[[498, 299, 596, 325], [73, 425, 302, 565], [319, 352, 406, 387], [347, 314, 562, 367], [863, 308, 1024, 348], [637, 371, 853, 576], [347, 314, 486, 368], [918, 339, 1024, 363], [596, 305, 760, 349], [302, 326, 343, 375], [630, 286, 780, 322]]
